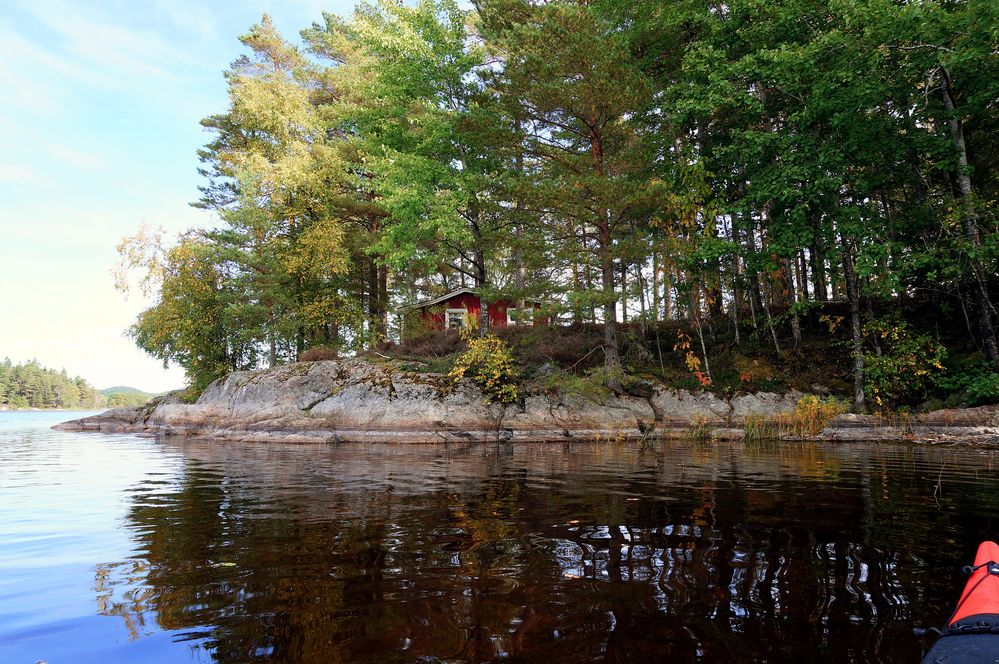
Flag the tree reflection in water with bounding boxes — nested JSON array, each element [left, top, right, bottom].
[[95, 439, 999, 662]]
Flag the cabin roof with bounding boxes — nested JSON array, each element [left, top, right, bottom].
[[402, 288, 543, 311], [402, 288, 478, 310]]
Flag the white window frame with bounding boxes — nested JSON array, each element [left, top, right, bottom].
[[445, 308, 467, 329], [507, 307, 533, 326]]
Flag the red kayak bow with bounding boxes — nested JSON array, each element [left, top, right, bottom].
[[950, 540, 999, 625], [921, 540, 999, 664]]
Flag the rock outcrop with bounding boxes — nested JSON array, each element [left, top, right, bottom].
[[54, 359, 801, 443], [53, 359, 999, 444], [818, 405, 999, 443]]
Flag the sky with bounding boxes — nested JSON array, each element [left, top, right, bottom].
[[0, 0, 358, 392]]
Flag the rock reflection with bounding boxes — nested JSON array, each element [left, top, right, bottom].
[[95, 439, 998, 662]]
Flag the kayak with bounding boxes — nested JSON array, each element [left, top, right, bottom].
[[922, 540, 999, 663]]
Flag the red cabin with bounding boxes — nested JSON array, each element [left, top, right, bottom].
[[403, 288, 542, 336]]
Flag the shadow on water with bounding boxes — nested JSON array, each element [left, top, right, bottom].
[[96, 439, 999, 663]]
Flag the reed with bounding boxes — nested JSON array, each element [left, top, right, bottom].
[[872, 410, 914, 433], [743, 414, 782, 443], [684, 414, 712, 443], [743, 395, 848, 441]]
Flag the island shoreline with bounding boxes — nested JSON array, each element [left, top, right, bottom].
[[52, 359, 999, 446]]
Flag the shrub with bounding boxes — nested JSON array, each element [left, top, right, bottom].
[[863, 316, 945, 409], [933, 357, 999, 406], [396, 330, 464, 359], [543, 366, 617, 401], [448, 335, 520, 404], [743, 395, 847, 440], [783, 395, 848, 436], [176, 387, 201, 404], [299, 346, 340, 362], [496, 323, 604, 372]]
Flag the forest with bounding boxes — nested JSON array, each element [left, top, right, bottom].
[[118, 0, 999, 412], [0, 359, 104, 410]]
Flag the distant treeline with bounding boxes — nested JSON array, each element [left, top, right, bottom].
[[0, 359, 103, 409], [0, 359, 155, 410]]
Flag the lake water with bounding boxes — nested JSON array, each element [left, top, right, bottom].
[[1, 411, 997, 662]]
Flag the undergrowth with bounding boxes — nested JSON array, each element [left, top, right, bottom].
[[363, 300, 997, 413]]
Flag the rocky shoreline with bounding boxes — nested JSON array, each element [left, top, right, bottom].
[[52, 359, 999, 445]]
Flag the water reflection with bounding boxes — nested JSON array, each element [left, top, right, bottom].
[[98, 439, 999, 662]]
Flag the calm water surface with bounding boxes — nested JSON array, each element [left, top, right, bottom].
[[1, 411, 998, 663]]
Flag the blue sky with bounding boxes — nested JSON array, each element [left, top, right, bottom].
[[0, 0, 356, 392]]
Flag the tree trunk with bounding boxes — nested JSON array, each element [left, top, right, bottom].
[[690, 287, 712, 383], [798, 249, 809, 303], [746, 225, 765, 327], [785, 258, 801, 348], [663, 264, 673, 320], [599, 221, 621, 373], [940, 67, 999, 368], [514, 112, 527, 314], [589, 120, 621, 375], [730, 218, 741, 346], [584, 260, 597, 324], [748, 221, 780, 353], [367, 254, 380, 345], [378, 264, 389, 341], [475, 247, 489, 337], [761, 281, 782, 355], [841, 234, 866, 412], [571, 249, 583, 324], [810, 235, 827, 302], [729, 217, 742, 343], [651, 249, 661, 323], [620, 261, 628, 324], [636, 263, 647, 323], [268, 306, 277, 369]]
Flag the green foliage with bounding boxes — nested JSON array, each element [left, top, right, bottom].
[[448, 335, 520, 404], [129, 238, 243, 393], [863, 317, 946, 410], [934, 357, 999, 407]]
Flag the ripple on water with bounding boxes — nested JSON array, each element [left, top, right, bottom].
[[1, 413, 998, 662]]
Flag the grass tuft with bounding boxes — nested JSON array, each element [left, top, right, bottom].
[[743, 395, 848, 441]]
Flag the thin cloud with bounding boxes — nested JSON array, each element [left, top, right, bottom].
[[151, 0, 219, 41], [13, 0, 200, 82], [0, 164, 39, 183], [0, 70, 64, 115], [45, 144, 108, 171], [0, 29, 73, 115]]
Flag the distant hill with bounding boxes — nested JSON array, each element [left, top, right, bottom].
[[100, 386, 152, 397], [100, 386, 162, 408]]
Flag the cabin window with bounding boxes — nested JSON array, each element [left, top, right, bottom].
[[446, 308, 467, 329], [507, 307, 533, 326]]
